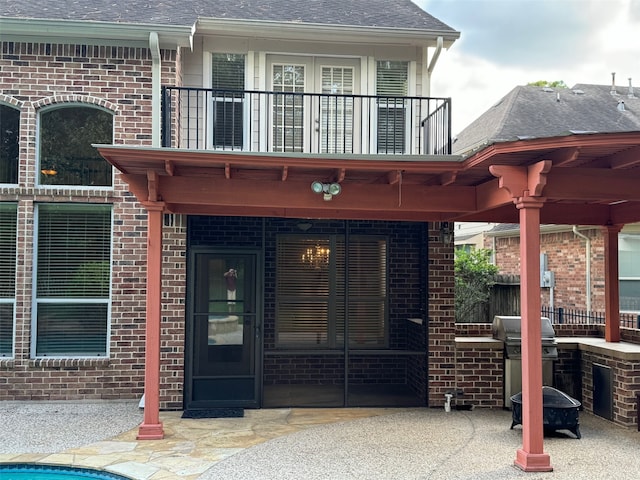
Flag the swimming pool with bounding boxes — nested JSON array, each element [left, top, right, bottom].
[[0, 463, 132, 479]]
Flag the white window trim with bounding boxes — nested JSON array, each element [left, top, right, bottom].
[[31, 203, 114, 359], [203, 52, 252, 152], [0, 298, 16, 358]]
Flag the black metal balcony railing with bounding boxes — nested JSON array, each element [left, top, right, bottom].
[[161, 86, 451, 155]]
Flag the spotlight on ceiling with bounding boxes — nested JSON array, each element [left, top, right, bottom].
[[311, 181, 341, 201]]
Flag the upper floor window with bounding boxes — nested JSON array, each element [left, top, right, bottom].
[[0, 104, 19, 184], [39, 106, 113, 187], [376, 61, 408, 154], [211, 53, 246, 150]]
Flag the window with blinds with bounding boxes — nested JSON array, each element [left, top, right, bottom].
[[0, 104, 19, 184], [39, 106, 113, 186], [0, 203, 17, 357], [34, 204, 112, 356], [276, 235, 387, 349], [320, 66, 354, 153], [376, 61, 408, 154], [211, 53, 245, 149]]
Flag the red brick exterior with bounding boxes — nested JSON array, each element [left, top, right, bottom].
[[0, 41, 187, 408], [428, 222, 456, 406], [486, 228, 605, 311]]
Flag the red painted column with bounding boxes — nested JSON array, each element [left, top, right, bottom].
[[603, 225, 622, 343], [137, 204, 165, 440], [514, 196, 552, 472]]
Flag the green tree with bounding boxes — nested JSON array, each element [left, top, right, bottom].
[[454, 248, 498, 322], [527, 80, 568, 88]]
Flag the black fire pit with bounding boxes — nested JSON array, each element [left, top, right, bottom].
[[510, 386, 581, 439]]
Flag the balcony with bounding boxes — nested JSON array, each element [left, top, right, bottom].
[[161, 87, 452, 156]]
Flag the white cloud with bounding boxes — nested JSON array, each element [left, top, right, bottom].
[[419, 0, 640, 133]]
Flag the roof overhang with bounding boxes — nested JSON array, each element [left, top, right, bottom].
[[96, 145, 467, 221], [193, 18, 459, 47], [96, 131, 640, 226], [0, 18, 192, 48]]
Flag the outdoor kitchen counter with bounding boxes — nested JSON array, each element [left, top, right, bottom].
[[454, 337, 502, 349], [555, 337, 640, 361]]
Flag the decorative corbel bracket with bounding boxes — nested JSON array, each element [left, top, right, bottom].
[[489, 160, 552, 203]]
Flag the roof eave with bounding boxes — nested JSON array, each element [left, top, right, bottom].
[[194, 18, 459, 47], [0, 18, 192, 48]]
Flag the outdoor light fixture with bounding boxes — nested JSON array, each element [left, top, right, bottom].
[[440, 221, 453, 244], [311, 181, 341, 201]]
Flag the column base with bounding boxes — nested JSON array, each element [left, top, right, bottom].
[[136, 422, 164, 440], [514, 449, 552, 472]]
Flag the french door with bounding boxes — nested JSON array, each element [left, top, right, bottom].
[[267, 55, 359, 153], [185, 249, 261, 410]]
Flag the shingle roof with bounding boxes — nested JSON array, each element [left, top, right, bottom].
[[453, 83, 640, 157], [1, 0, 458, 32]]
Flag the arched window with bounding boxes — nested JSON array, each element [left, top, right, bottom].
[[39, 105, 113, 186], [0, 104, 19, 184]]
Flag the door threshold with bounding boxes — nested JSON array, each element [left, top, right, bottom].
[[182, 408, 245, 419]]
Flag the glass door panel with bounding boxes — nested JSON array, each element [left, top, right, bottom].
[[271, 63, 306, 152], [187, 251, 260, 409]]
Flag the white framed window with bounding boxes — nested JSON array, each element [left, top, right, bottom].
[[0, 203, 17, 357], [620, 234, 640, 312], [0, 103, 20, 185], [210, 53, 246, 150], [38, 105, 113, 187], [33, 204, 112, 357], [376, 61, 409, 154]]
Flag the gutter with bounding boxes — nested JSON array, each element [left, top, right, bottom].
[[572, 226, 592, 312], [0, 18, 191, 48], [194, 18, 459, 47]]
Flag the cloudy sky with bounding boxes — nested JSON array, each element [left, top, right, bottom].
[[417, 0, 640, 134]]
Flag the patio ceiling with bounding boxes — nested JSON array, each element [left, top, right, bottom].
[[97, 131, 640, 225]]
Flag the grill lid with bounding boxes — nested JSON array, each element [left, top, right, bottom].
[[492, 315, 556, 342]]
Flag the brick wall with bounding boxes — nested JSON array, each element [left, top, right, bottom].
[[487, 228, 605, 311], [579, 350, 640, 428], [0, 41, 186, 408], [428, 222, 456, 406], [454, 342, 503, 408]]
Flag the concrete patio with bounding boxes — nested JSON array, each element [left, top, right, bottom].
[[1, 401, 640, 479]]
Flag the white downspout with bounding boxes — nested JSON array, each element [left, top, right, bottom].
[[423, 36, 443, 97], [149, 32, 161, 148], [573, 226, 592, 313]]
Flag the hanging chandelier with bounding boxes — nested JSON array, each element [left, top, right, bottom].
[[301, 245, 330, 268]]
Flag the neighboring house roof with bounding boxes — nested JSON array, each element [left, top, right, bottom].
[[453, 83, 640, 157], [0, 0, 458, 32]]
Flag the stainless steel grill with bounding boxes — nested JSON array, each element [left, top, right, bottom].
[[492, 315, 558, 360], [492, 315, 558, 408]]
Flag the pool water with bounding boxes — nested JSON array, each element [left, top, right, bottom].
[[0, 464, 131, 480]]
